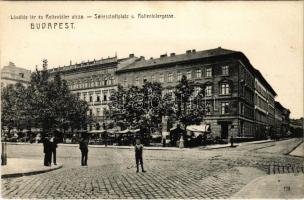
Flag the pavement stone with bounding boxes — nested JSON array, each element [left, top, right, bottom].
[[1, 138, 304, 199]]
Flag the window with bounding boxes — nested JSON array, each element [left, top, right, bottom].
[[104, 79, 108, 86], [151, 75, 155, 82], [96, 95, 100, 102], [89, 109, 93, 116], [220, 83, 230, 95], [194, 87, 201, 96], [206, 68, 212, 77], [135, 77, 139, 85], [187, 71, 192, 79], [206, 102, 212, 115], [159, 74, 164, 83], [168, 73, 173, 82], [83, 94, 87, 101], [167, 89, 174, 97], [222, 66, 229, 76], [177, 72, 182, 81], [89, 95, 93, 102], [111, 77, 115, 85], [221, 102, 229, 114], [205, 85, 212, 97], [103, 94, 107, 102], [196, 69, 202, 79], [96, 108, 101, 116], [143, 76, 147, 83], [19, 73, 24, 78]]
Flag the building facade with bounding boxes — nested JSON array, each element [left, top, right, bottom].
[[49, 47, 289, 140], [117, 48, 259, 139], [49, 55, 137, 130], [1, 62, 31, 88], [253, 70, 277, 138]]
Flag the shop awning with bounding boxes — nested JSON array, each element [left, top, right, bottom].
[[117, 129, 140, 134], [186, 124, 210, 133], [88, 130, 106, 134]]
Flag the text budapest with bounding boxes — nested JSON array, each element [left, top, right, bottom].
[[30, 22, 75, 30]]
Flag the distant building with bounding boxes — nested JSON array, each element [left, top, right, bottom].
[[274, 101, 290, 137], [1, 62, 31, 88]]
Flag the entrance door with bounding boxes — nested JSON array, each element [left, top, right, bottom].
[[221, 124, 229, 139]]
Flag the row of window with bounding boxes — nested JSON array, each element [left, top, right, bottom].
[[88, 101, 231, 117], [129, 65, 230, 85], [77, 90, 115, 103], [163, 83, 232, 97], [89, 108, 102, 116], [68, 76, 115, 90]]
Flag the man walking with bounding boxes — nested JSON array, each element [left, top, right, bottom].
[[79, 134, 89, 166], [134, 138, 146, 173]]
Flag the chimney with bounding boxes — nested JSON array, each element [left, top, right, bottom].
[[70, 60, 72, 65], [160, 53, 167, 58], [140, 56, 145, 60], [150, 57, 153, 60], [129, 53, 134, 58], [192, 49, 196, 53], [170, 53, 176, 57], [186, 50, 191, 54]]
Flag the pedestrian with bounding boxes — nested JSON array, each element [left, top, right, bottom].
[[134, 138, 146, 173], [50, 132, 58, 165], [43, 134, 51, 166], [230, 135, 234, 147], [79, 134, 89, 166]]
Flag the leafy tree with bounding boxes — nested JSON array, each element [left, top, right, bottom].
[[1, 84, 17, 134], [1, 59, 91, 139], [174, 75, 195, 127]]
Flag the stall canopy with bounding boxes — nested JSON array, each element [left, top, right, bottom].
[[116, 129, 140, 134], [186, 124, 210, 137], [88, 130, 106, 134]]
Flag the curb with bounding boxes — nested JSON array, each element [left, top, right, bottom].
[[1, 164, 63, 179], [285, 140, 304, 156]]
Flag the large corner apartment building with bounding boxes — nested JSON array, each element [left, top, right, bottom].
[[48, 47, 290, 139]]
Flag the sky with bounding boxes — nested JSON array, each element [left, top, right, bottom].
[[0, 1, 303, 118]]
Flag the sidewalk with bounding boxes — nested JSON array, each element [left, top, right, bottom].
[[289, 140, 304, 157], [6, 139, 276, 151], [1, 158, 62, 178], [233, 173, 304, 198]]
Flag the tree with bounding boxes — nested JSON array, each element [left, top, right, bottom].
[[174, 75, 195, 127], [1, 59, 91, 138]]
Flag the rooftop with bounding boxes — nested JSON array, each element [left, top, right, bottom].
[[48, 56, 119, 73], [118, 47, 238, 72]]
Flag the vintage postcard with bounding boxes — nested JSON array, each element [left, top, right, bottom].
[[0, 1, 303, 199]]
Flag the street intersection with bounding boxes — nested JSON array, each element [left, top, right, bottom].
[[2, 138, 304, 199]]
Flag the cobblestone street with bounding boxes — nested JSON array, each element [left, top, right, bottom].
[[2, 138, 304, 199]]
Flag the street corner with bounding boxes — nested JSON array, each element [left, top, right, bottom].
[[1, 158, 63, 178], [232, 173, 304, 199]]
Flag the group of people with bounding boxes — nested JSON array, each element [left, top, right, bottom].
[[43, 133, 146, 173], [42, 133, 58, 166]]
